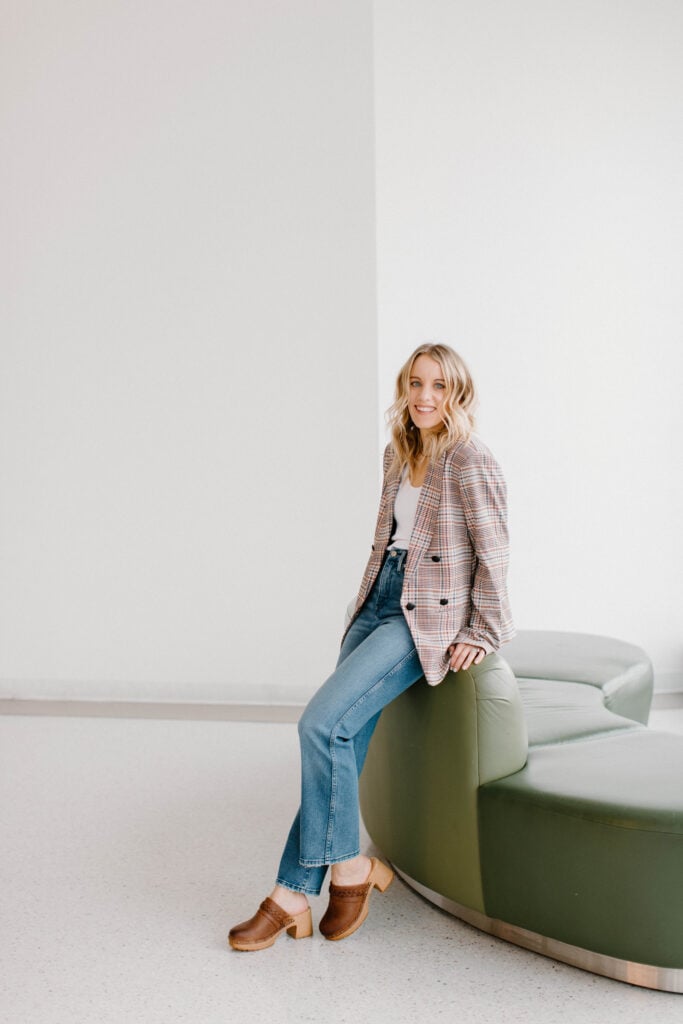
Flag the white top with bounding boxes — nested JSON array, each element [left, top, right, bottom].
[[388, 466, 422, 550]]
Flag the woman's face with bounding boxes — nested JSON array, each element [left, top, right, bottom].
[[408, 354, 447, 432]]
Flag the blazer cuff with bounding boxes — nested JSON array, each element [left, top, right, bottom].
[[452, 631, 496, 655]]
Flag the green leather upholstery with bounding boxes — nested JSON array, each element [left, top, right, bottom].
[[516, 678, 638, 746], [359, 653, 527, 913], [502, 629, 654, 724], [479, 730, 683, 967], [358, 629, 682, 984]]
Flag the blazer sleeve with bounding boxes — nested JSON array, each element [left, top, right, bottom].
[[450, 446, 516, 653]]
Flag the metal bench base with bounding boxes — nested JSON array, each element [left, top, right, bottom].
[[395, 866, 683, 995]]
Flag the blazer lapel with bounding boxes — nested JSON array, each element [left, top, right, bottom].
[[375, 472, 401, 550], [405, 451, 447, 576]]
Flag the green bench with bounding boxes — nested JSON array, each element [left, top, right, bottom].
[[359, 630, 683, 993]]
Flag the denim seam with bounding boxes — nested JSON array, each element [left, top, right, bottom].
[[324, 730, 339, 862]]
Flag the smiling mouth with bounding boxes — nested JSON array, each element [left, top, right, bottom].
[[414, 406, 436, 413]]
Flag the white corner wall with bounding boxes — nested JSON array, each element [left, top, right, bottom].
[[0, 1, 378, 704], [374, 0, 683, 690], [3, 1, 682, 705]]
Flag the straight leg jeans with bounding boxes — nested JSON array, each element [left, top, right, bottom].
[[275, 548, 424, 896]]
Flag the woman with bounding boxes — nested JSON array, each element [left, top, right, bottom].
[[228, 342, 515, 951]]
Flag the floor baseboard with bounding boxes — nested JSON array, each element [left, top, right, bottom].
[[0, 698, 304, 723], [2, 689, 682, 723]]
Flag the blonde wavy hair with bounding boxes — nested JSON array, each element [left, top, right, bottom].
[[385, 343, 478, 478]]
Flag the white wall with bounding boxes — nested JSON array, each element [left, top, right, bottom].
[[374, 0, 683, 690], [0, 1, 378, 704], [3, 1, 681, 705]]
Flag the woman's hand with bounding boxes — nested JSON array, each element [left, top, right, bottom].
[[447, 642, 486, 673]]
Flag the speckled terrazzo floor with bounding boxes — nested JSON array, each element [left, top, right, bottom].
[[1, 707, 682, 1024]]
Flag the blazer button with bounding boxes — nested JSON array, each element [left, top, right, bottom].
[[405, 602, 415, 611], [431, 555, 441, 562], [440, 598, 448, 605]]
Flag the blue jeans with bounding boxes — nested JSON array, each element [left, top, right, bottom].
[[275, 548, 424, 895]]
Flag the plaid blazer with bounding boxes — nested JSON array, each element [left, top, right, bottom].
[[343, 433, 515, 686]]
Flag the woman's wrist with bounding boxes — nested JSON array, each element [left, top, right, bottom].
[[447, 641, 486, 672]]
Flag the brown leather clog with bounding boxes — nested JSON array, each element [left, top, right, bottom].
[[228, 897, 312, 951], [319, 857, 394, 941]]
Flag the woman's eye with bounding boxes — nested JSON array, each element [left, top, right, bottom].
[[435, 382, 446, 389]]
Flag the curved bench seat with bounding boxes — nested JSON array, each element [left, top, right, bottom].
[[358, 629, 682, 992], [480, 729, 683, 971], [517, 678, 640, 746], [503, 629, 654, 724]]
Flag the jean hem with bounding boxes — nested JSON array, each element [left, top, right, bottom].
[[299, 848, 361, 869], [275, 876, 323, 897]]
